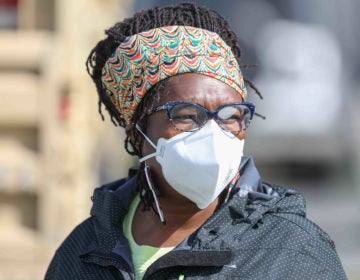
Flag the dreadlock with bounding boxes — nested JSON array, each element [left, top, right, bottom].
[[85, 2, 262, 211]]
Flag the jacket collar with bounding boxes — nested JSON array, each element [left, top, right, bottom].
[[237, 157, 281, 200], [84, 175, 137, 271], [90, 176, 136, 232]]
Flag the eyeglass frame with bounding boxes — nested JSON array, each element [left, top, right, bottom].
[[146, 101, 256, 132]]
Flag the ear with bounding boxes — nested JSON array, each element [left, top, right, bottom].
[[125, 123, 142, 150], [125, 123, 136, 142]]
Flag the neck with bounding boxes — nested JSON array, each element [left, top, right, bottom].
[[132, 196, 220, 247], [156, 196, 220, 229]]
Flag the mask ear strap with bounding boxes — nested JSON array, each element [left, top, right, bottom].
[[139, 152, 157, 163], [136, 124, 157, 149], [224, 169, 241, 204], [144, 164, 166, 224], [136, 124, 158, 162]]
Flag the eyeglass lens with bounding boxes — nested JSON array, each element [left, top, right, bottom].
[[169, 103, 251, 132]]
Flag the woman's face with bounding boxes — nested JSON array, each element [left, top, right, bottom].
[[140, 73, 246, 196]]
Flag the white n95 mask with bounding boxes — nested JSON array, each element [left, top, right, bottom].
[[137, 120, 244, 209]]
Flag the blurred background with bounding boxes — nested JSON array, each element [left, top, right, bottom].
[[0, 0, 359, 279]]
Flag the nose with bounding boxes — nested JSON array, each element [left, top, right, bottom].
[[200, 119, 222, 130]]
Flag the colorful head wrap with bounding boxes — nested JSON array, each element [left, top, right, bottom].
[[101, 25, 247, 126]]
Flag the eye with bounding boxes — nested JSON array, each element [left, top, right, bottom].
[[172, 113, 199, 124], [171, 105, 200, 121], [218, 106, 243, 122], [169, 103, 207, 130], [217, 104, 251, 132]]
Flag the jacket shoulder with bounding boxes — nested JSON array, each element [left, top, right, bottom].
[[238, 185, 347, 279], [45, 217, 96, 279], [226, 184, 346, 279], [45, 175, 136, 279], [272, 195, 346, 278]]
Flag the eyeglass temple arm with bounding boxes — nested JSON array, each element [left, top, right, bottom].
[[147, 105, 166, 115]]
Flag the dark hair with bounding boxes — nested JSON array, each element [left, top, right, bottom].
[[86, 3, 262, 211]]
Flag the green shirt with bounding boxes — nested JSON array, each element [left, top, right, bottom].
[[123, 194, 174, 280]]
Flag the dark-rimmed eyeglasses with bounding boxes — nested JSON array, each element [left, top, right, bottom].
[[147, 101, 255, 132]]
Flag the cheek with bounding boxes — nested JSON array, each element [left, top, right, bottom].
[[141, 138, 154, 157], [147, 114, 178, 139], [141, 114, 179, 155]]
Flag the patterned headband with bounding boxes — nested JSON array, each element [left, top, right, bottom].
[[101, 25, 247, 126]]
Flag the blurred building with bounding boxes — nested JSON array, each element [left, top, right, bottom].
[[0, 0, 134, 279]]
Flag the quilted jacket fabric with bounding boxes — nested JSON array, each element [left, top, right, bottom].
[[45, 157, 347, 279]]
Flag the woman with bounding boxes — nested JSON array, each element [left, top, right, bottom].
[[46, 3, 346, 279]]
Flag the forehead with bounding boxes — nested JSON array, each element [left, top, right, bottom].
[[157, 73, 243, 109]]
